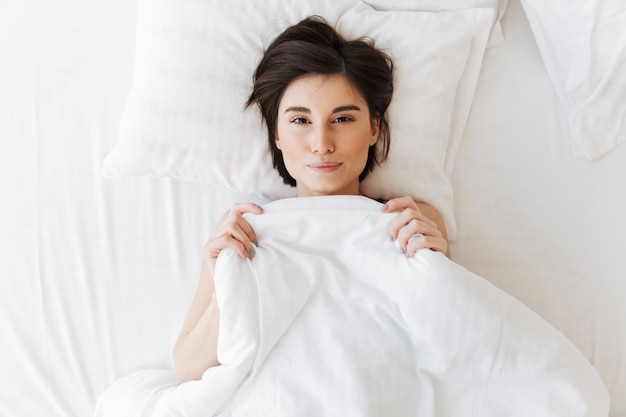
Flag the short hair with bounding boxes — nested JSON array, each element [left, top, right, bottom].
[[246, 16, 394, 186]]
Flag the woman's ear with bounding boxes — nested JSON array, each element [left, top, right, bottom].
[[275, 135, 282, 150], [370, 117, 380, 146]]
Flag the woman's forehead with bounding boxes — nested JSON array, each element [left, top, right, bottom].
[[279, 74, 367, 111]]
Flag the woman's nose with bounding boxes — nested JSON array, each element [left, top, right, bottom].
[[310, 126, 334, 154]]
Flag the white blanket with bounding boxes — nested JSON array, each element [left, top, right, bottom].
[[146, 196, 608, 416]]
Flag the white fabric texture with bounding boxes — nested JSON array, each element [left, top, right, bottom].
[[94, 370, 177, 417], [145, 196, 609, 417], [101, 0, 500, 240], [519, 0, 626, 159], [364, 0, 509, 47], [451, 1, 626, 413]]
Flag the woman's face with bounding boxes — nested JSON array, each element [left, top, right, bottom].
[[276, 74, 379, 197]]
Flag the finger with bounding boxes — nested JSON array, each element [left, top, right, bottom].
[[220, 222, 258, 258], [405, 233, 425, 256], [204, 202, 263, 266], [405, 231, 448, 257], [227, 200, 262, 222], [220, 202, 263, 228], [387, 208, 435, 240], [205, 234, 249, 260], [206, 222, 254, 260], [231, 217, 258, 246], [411, 236, 448, 257], [396, 215, 444, 253], [396, 219, 424, 248], [230, 202, 264, 216], [380, 196, 416, 213], [222, 202, 264, 246]]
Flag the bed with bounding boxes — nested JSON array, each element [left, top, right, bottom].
[[1, 0, 625, 416]]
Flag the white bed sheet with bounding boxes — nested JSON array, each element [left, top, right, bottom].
[[451, 0, 626, 414], [0, 1, 624, 417], [0, 2, 254, 415]]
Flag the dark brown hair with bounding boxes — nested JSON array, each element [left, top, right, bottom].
[[246, 16, 393, 186]]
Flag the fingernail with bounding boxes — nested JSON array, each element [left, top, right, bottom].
[[244, 250, 250, 258], [248, 246, 255, 258], [255, 205, 264, 212], [380, 204, 388, 212]]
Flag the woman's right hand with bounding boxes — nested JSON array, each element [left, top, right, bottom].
[[204, 202, 264, 274], [175, 204, 263, 382]]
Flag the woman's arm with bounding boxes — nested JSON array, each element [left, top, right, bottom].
[[173, 202, 263, 383], [382, 196, 450, 258], [173, 260, 220, 383]]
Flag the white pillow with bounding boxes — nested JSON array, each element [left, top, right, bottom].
[[520, 0, 626, 159], [364, 0, 509, 47], [102, 0, 497, 240]]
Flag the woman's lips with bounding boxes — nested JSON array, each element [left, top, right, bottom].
[[307, 161, 342, 173]]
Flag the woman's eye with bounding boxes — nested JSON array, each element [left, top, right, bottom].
[[291, 117, 308, 125], [334, 116, 352, 123]]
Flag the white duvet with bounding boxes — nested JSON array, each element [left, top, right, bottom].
[[99, 196, 609, 417]]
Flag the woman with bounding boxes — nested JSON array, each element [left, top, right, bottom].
[[173, 16, 449, 383]]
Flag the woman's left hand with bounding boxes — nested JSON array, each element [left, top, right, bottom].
[[381, 196, 449, 257]]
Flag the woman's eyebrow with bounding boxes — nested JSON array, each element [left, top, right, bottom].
[[283, 105, 362, 113], [333, 105, 361, 113], [284, 106, 310, 113]]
